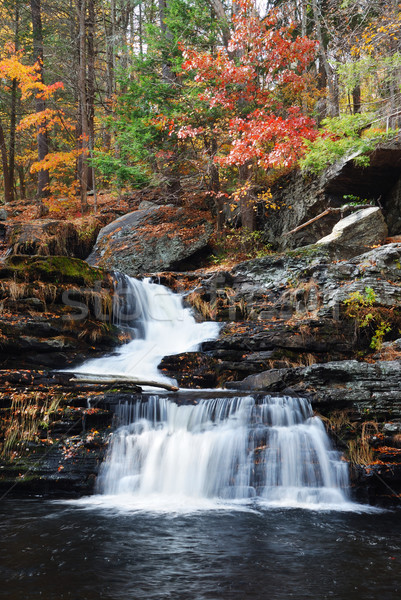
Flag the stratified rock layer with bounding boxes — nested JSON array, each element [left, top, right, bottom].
[[0, 255, 123, 368]]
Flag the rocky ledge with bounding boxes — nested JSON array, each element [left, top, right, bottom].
[[0, 255, 127, 369]]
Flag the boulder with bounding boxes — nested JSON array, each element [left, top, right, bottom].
[[314, 207, 387, 259], [0, 209, 7, 221], [314, 206, 388, 257], [87, 205, 214, 275]]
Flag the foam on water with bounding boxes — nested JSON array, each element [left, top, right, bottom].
[[73, 274, 220, 385]]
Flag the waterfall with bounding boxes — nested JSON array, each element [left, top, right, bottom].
[[96, 394, 351, 510], [74, 274, 220, 385], [71, 274, 353, 511]]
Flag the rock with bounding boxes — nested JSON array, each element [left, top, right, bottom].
[[314, 207, 388, 259], [138, 200, 160, 210], [264, 142, 401, 251], [383, 422, 401, 434], [87, 205, 213, 275], [0, 209, 7, 221], [159, 352, 219, 388], [226, 359, 401, 412], [5, 218, 103, 259], [0, 256, 122, 368]]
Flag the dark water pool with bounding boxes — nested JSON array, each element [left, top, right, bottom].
[[1, 499, 401, 600]]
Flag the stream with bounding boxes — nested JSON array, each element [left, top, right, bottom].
[[1, 499, 399, 600]]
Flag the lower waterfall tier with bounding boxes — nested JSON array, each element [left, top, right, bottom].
[[96, 394, 351, 510]]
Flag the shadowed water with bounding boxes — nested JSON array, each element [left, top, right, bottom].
[[0, 499, 399, 600]]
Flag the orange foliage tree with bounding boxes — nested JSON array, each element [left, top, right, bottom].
[[0, 44, 80, 209]]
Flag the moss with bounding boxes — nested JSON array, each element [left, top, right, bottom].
[[283, 244, 323, 260], [0, 255, 105, 286]]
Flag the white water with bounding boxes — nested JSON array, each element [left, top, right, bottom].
[[74, 275, 220, 385], [73, 274, 356, 511], [95, 395, 354, 511]]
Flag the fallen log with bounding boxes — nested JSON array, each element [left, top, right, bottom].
[[283, 204, 374, 237], [70, 375, 179, 392]]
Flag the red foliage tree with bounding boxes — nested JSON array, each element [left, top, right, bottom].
[[177, 0, 318, 171]]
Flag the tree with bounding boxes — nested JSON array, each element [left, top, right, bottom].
[[173, 0, 318, 227], [30, 0, 50, 206], [0, 45, 64, 205]]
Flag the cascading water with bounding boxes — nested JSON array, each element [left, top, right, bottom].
[[74, 273, 220, 385], [96, 394, 351, 510], [73, 273, 353, 510]]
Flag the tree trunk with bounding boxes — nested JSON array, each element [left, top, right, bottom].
[[0, 119, 12, 204], [30, 0, 50, 202], [77, 0, 89, 213], [239, 164, 255, 232], [158, 0, 181, 199], [206, 137, 223, 229], [158, 0, 175, 84], [102, 0, 115, 152], [87, 0, 95, 191], [311, 0, 339, 117], [208, 0, 231, 49], [17, 166, 26, 200], [8, 78, 17, 203], [352, 84, 361, 114]]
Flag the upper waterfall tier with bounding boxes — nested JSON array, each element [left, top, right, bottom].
[[74, 274, 220, 385]]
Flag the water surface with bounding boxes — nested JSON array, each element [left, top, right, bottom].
[[1, 499, 400, 600]]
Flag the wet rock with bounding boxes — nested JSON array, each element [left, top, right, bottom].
[[87, 205, 213, 275], [227, 359, 401, 413], [159, 352, 219, 388], [0, 255, 121, 368]]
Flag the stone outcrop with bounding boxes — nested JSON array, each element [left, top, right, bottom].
[[87, 205, 214, 275], [264, 141, 401, 250], [3, 218, 104, 260], [0, 255, 124, 368]]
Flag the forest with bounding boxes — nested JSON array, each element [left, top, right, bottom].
[[0, 0, 400, 232]]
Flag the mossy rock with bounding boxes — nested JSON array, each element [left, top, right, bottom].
[[0, 255, 106, 286]]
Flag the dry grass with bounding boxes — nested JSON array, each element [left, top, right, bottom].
[[319, 409, 352, 436], [1, 393, 62, 458], [347, 421, 379, 465], [187, 291, 216, 320], [1, 279, 29, 301]]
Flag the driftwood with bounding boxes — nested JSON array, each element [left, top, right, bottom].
[[70, 375, 179, 392], [283, 204, 373, 237]]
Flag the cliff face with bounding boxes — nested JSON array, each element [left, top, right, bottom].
[[0, 255, 126, 369]]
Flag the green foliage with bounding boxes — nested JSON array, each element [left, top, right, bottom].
[[92, 0, 220, 195], [370, 321, 392, 350], [300, 114, 395, 174], [90, 152, 151, 189], [343, 286, 391, 350], [342, 194, 372, 205]]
